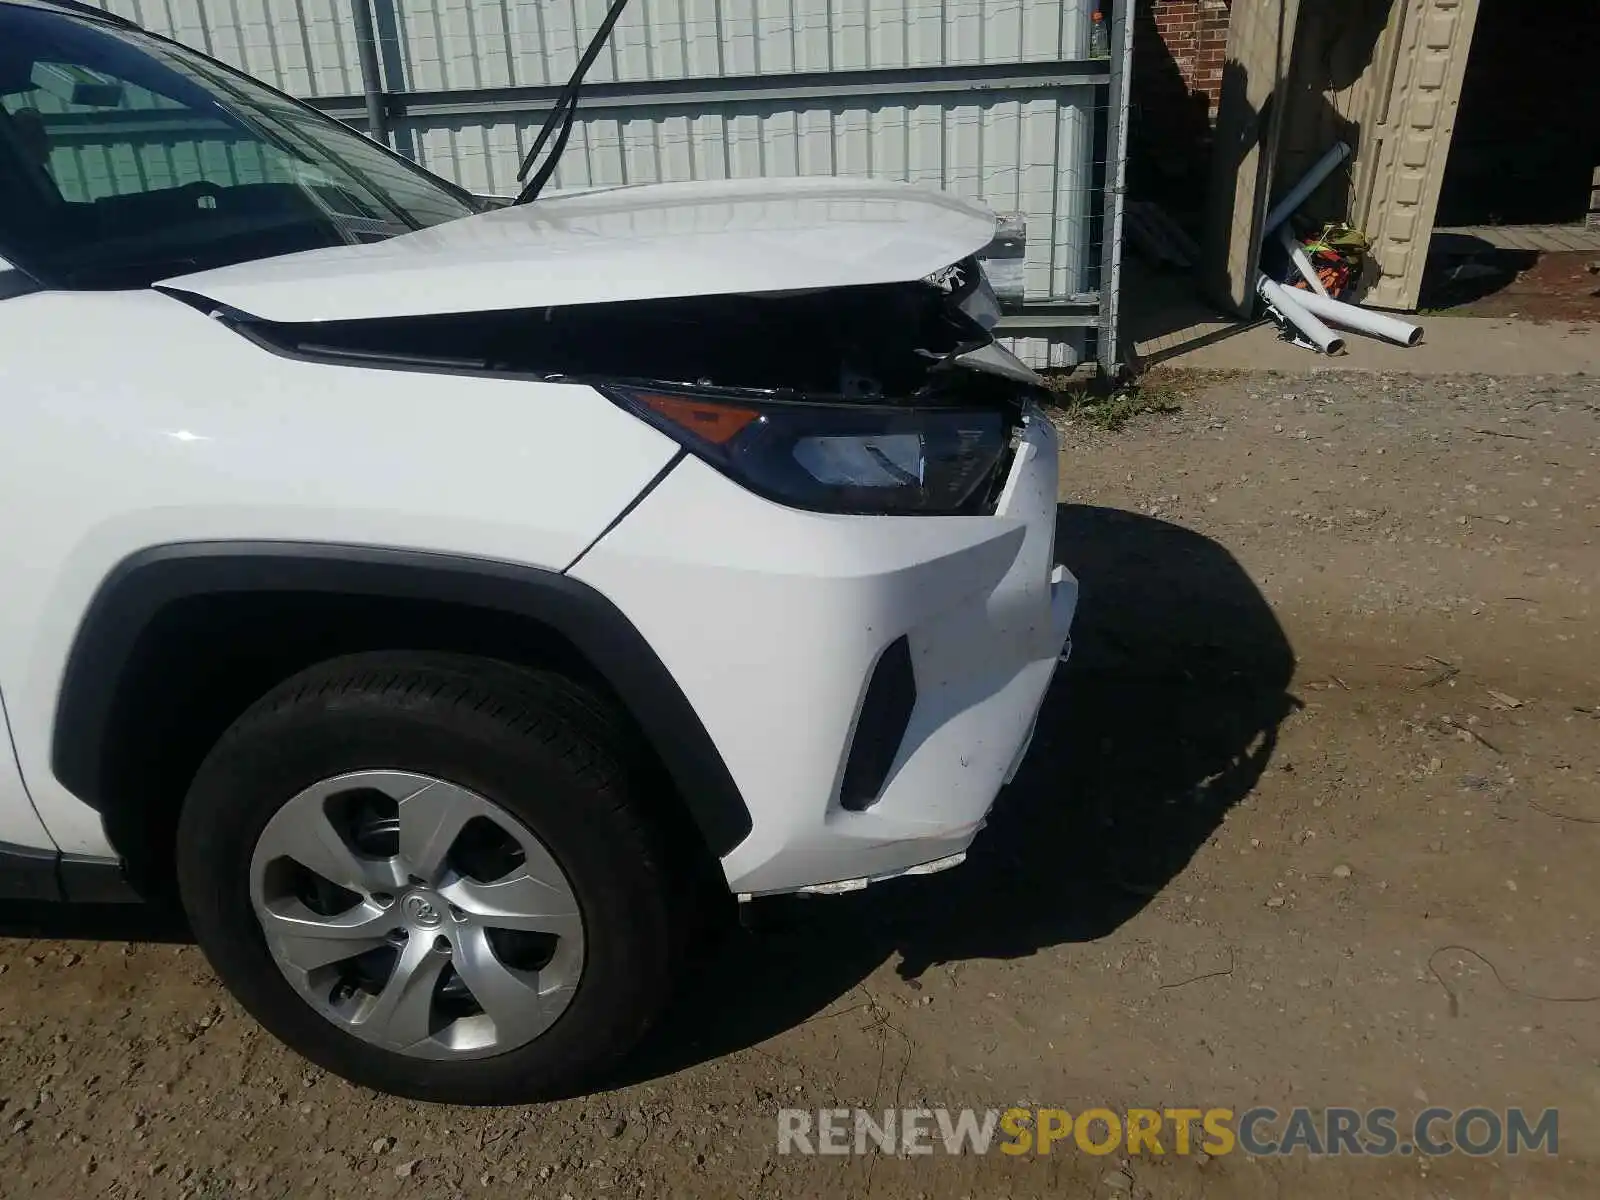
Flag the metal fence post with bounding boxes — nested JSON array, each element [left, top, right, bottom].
[[1096, 0, 1133, 374], [350, 0, 390, 146]]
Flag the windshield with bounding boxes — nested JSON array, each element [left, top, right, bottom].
[[0, 6, 480, 288]]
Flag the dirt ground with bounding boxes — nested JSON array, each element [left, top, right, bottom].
[[1, 369, 1598, 1199], [1420, 249, 1600, 322]]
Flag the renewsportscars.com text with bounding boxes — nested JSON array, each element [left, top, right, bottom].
[[777, 1106, 1558, 1158]]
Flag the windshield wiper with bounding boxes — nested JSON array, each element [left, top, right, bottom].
[[511, 0, 634, 205]]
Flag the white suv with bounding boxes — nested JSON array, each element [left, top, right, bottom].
[[0, 0, 1075, 1103]]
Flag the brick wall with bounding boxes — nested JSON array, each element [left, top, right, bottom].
[[1129, 0, 1233, 215], [1147, 0, 1231, 117]]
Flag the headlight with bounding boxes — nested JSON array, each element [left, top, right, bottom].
[[604, 385, 1010, 515]]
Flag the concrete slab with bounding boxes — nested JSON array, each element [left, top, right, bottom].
[[1123, 260, 1240, 363], [1438, 223, 1600, 254], [1159, 315, 1600, 375]]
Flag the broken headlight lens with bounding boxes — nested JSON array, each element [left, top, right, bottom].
[[604, 385, 1009, 514]]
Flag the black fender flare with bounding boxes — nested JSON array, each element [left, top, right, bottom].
[[51, 542, 753, 858]]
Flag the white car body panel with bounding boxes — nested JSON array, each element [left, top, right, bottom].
[[570, 411, 1075, 895], [0, 689, 55, 848], [0, 290, 680, 853], [158, 177, 998, 322]]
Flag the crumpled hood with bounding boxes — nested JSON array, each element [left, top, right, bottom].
[[159, 176, 998, 323]]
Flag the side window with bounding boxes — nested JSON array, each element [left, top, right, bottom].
[[0, 64, 290, 204]]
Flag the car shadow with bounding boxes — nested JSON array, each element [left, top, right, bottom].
[[0, 899, 190, 944], [620, 504, 1297, 1087]]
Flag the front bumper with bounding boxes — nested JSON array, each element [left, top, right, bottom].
[[569, 406, 1076, 896]]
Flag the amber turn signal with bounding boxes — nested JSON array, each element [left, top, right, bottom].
[[640, 393, 760, 445]]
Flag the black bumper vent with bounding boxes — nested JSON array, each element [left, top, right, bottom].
[[838, 636, 917, 812]]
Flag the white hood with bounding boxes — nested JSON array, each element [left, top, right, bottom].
[[159, 177, 998, 324]]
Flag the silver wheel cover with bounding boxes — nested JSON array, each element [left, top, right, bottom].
[[249, 770, 584, 1059]]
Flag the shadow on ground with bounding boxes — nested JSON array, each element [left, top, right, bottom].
[[623, 504, 1297, 1085], [1420, 235, 1542, 311]]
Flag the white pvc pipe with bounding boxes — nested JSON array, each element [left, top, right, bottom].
[[1258, 276, 1345, 355], [1284, 287, 1425, 347], [1264, 141, 1352, 236], [1277, 225, 1330, 297]]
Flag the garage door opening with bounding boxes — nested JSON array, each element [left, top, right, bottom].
[[1434, 0, 1599, 227]]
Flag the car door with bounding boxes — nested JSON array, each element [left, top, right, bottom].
[[0, 48, 76, 868], [0, 244, 60, 865], [0, 679, 60, 870]]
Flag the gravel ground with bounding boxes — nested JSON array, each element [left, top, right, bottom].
[[1, 369, 1597, 1199]]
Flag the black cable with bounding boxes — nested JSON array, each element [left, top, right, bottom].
[[512, 0, 634, 205]]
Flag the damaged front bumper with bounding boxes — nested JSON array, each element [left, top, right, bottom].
[[569, 403, 1076, 898]]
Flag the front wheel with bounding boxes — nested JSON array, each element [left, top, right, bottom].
[[176, 652, 683, 1104]]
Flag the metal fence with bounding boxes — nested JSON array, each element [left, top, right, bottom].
[[91, 0, 1130, 367]]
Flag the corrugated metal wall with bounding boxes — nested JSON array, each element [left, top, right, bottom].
[[94, 0, 1091, 92], [88, 0, 1121, 364]]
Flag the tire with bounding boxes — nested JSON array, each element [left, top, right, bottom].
[[176, 651, 683, 1104]]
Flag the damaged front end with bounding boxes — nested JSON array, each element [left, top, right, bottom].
[[212, 256, 1044, 516]]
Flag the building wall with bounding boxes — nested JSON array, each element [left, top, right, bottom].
[[1128, 0, 1230, 215], [1147, 0, 1230, 115]]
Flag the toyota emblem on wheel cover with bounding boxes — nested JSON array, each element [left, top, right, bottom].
[[402, 893, 443, 928]]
